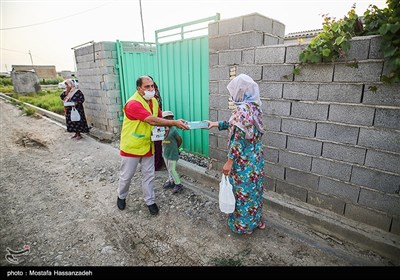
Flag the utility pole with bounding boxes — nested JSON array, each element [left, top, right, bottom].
[[28, 50, 34, 65], [139, 0, 145, 42]]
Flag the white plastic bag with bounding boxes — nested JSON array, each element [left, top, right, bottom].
[[219, 174, 236, 214], [70, 107, 81, 122]]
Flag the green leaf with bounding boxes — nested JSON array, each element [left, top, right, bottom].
[[322, 48, 331, 57], [335, 36, 345, 45]]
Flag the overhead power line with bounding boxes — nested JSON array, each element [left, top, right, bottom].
[[0, 2, 110, 31]]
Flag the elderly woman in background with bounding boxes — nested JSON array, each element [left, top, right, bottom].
[[60, 79, 89, 140], [207, 74, 265, 235]]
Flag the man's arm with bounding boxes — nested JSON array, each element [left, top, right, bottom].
[[144, 116, 189, 130]]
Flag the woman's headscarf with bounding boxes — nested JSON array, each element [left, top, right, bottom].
[[227, 74, 264, 140], [63, 79, 78, 102]]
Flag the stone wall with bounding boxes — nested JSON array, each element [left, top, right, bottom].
[[11, 70, 41, 93], [74, 42, 121, 141], [12, 65, 57, 79], [208, 13, 400, 235]]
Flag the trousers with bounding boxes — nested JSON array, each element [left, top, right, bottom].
[[117, 155, 155, 205]]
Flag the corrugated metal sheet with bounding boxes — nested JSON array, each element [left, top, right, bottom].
[[116, 14, 219, 157]]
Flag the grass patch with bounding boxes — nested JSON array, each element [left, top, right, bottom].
[[8, 88, 64, 116]]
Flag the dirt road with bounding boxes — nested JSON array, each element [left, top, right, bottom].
[[0, 98, 395, 268]]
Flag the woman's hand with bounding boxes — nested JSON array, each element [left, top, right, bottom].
[[222, 158, 234, 176], [205, 120, 219, 129]]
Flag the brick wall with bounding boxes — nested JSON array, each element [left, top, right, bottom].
[[74, 42, 121, 141], [208, 13, 400, 235]]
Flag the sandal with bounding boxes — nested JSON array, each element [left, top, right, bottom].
[[246, 230, 253, 235], [258, 221, 266, 230]]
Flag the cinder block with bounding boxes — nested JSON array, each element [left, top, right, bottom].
[[264, 146, 279, 163], [329, 104, 375, 126], [363, 83, 400, 106], [242, 13, 273, 33], [281, 118, 316, 138], [318, 177, 360, 203], [279, 150, 312, 172], [230, 31, 264, 49], [262, 65, 294, 81], [322, 142, 366, 165], [264, 35, 280, 46], [258, 82, 283, 99], [264, 176, 276, 191], [351, 166, 400, 194], [242, 49, 255, 64], [318, 84, 363, 104], [345, 203, 392, 232], [209, 66, 230, 81], [272, 20, 285, 38], [334, 61, 383, 82], [358, 188, 400, 216], [209, 36, 230, 52], [219, 50, 242, 65], [316, 123, 359, 145], [283, 83, 319, 101], [209, 53, 218, 67], [358, 128, 400, 153], [208, 22, 219, 37], [218, 17, 243, 35], [312, 158, 352, 181], [209, 95, 228, 110], [365, 149, 400, 174], [264, 115, 282, 132], [287, 136, 322, 156], [265, 162, 285, 179], [286, 168, 319, 191], [236, 65, 262, 81], [338, 36, 370, 61], [263, 100, 291, 116], [368, 35, 384, 59], [291, 102, 329, 121], [276, 180, 307, 202], [294, 64, 334, 82], [285, 44, 307, 64], [255, 46, 286, 64], [263, 132, 287, 149], [307, 191, 345, 215], [374, 108, 400, 130]]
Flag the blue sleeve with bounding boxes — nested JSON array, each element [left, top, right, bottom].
[[218, 121, 229, 131]]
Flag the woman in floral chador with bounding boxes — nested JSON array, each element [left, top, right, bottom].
[[207, 74, 265, 235]]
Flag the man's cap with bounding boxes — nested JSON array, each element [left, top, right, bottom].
[[162, 110, 174, 118]]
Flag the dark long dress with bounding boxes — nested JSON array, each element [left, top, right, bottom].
[[154, 87, 164, 171], [60, 90, 90, 133]]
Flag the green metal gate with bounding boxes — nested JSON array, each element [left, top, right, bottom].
[[116, 14, 219, 157], [116, 41, 158, 113], [155, 14, 219, 157]]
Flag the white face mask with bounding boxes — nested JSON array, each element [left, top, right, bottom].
[[143, 90, 155, 100]]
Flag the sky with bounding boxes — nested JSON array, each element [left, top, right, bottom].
[[1, 0, 387, 73]]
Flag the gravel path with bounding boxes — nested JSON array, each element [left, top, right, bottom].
[[0, 98, 395, 268]]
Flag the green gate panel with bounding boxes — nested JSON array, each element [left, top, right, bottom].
[[116, 14, 219, 157], [116, 41, 158, 114]]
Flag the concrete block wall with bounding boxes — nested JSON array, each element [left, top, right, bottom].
[[74, 42, 121, 141], [208, 13, 400, 235]]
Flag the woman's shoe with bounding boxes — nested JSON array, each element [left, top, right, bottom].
[[246, 230, 253, 235], [258, 221, 266, 230]]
